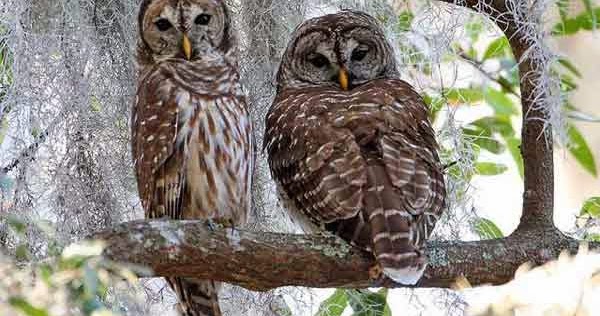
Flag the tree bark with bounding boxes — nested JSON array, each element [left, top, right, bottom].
[[95, 220, 595, 291]]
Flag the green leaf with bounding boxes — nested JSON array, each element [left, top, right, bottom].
[[470, 116, 515, 137], [581, 0, 597, 29], [484, 88, 518, 116], [9, 297, 49, 316], [397, 11, 414, 32], [505, 136, 524, 178], [90, 96, 102, 113], [423, 94, 445, 122], [463, 126, 504, 154], [445, 88, 484, 104], [585, 233, 600, 242], [465, 19, 484, 41], [483, 36, 510, 60], [347, 289, 389, 316], [552, 7, 600, 35], [567, 124, 598, 177], [377, 289, 392, 316], [560, 74, 578, 92], [475, 162, 508, 176], [556, 0, 570, 22], [474, 218, 504, 240], [557, 57, 582, 78], [580, 197, 600, 218], [315, 289, 348, 316], [15, 244, 30, 261]]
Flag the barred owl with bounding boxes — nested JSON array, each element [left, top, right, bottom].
[[132, 0, 253, 315], [264, 11, 445, 285]]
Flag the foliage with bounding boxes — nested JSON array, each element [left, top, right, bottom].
[[316, 289, 390, 316], [0, 216, 145, 316]]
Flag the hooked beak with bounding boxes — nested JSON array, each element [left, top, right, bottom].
[[182, 34, 192, 60], [339, 68, 349, 91]]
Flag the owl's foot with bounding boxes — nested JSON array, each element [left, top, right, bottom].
[[206, 218, 235, 233], [369, 262, 384, 280], [206, 219, 218, 232]]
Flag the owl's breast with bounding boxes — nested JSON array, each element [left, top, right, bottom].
[[175, 87, 253, 224]]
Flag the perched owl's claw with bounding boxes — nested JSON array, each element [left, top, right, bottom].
[[369, 262, 384, 281], [206, 219, 217, 232]]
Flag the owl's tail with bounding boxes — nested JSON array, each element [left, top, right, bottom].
[[167, 277, 222, 316], [364, 161, 428, 285]]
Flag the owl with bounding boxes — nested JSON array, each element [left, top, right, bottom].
[[264, 11, 445, 285], [132, 0, 253, 315]]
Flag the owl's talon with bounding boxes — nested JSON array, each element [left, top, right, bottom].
[[369, 263, 384, 281], [206, 219, 217, 232]]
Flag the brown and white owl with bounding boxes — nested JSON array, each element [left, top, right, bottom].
[[264, 11, 445, 285], [132, 0, 253, 315]]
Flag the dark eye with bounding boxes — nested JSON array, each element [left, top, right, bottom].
[[155, 19, 172, 31], [308, 54, 329, 68], [195, 14, 212, 25], [351, 48, 369, 61]]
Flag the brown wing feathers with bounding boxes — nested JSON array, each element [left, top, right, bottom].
[[265, 79, 445, 285]]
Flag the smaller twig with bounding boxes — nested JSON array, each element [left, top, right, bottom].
[[458, 51, 520, 98], [1, 129, 49, 174]]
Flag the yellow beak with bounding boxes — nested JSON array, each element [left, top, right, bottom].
[[182, 34, 192, 60], [339, 68, 349, 91]]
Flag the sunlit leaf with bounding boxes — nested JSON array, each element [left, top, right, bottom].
[[580, 197, 600, 218], [423, 94, 445, 122], [15, 244, 30, 261], [445, 88, 484, 105], [463, 126, 504, 154], [581, 0, 597, 29], [556, 0, 570, 22], [465, 19, 484, 41], [567, 124, 598, 177], [552, 7, 600, 35], [347, 289, 388, 316], [483, 36, 510, 60], [90, 96, 102, 113], [315, 289, 348, 316], [9, 297, 49, 316], [470, 116, 515, 137], [474, 218, 504, 240], [560, 74, 578, 92], [397, 11, 414, 32], [475, 162, 508, 176], [484, 88, 518, 115], [377, 289, 392, 316], [585, 233, 600, 242], [505, 136, 524, 178]]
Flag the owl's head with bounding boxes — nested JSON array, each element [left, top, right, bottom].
[[137, 0, 232, 64], [276, 10, 399, 92]]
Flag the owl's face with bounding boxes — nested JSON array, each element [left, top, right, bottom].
[[138, 0, 230, 62], [277, 11, 399, 91]]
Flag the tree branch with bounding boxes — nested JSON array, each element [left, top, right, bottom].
[[95, 220, 595, 291]]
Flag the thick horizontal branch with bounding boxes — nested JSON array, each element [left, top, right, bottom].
[[94, 220, 597, 291]]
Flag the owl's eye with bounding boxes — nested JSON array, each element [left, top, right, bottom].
[[308, 54, 329, 68], [155, 19, 172, 31], [351, 48, 369, 61], [195, 14, 212, 25]]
